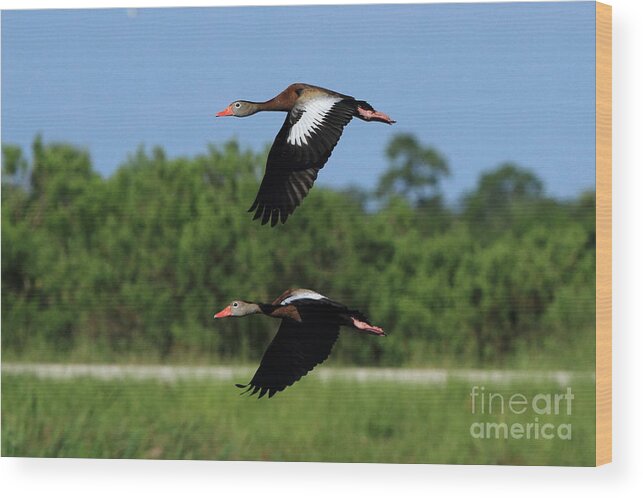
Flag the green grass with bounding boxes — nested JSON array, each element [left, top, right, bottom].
[[1, 374, 595, 465], [1, 329, 597, 372]]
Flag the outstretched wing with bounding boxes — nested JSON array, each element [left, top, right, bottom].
[[236, 320, 339, 398], [248, 97, 357, 226], [272, 288, 329, 305]]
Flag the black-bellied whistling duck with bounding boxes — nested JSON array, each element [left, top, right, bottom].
[[216, 83, 396, 226], [213, 288, 385, 398]]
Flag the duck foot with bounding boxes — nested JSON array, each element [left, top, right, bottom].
[[351, 318, 386, 336], [357, 106, 396, 124]]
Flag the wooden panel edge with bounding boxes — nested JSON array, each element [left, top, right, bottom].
[[595, 1, 612, 467]]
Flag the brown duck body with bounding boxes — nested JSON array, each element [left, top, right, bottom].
[[213, 288, 385, 398], [227, 83, 350, 112], [216, 83, 395, 226]]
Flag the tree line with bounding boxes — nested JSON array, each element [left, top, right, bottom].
[[1, 135, 596, 368]]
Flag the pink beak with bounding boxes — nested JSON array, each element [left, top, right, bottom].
[[216, 106, 234, 117], [214, 306, 233, 319]]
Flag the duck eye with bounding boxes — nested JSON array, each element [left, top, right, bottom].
[[233, 302, 239, 308], [234, 102, 241, 108]]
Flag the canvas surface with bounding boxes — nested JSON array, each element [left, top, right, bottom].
[[1, 1, 609, 465]]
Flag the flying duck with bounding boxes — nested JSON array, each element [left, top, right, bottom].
[[216, 83, 395, 226], [213, 288, 386, 398]]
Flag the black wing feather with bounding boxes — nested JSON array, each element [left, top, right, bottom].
[[249, 99, 357, 225], [237, 319, 339, 397]]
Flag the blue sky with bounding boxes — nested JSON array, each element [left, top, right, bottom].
[[1, 2, 596, 201]]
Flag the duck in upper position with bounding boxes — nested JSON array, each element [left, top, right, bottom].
[[214, 288, 386, 398], [216, 83, 396, 226]]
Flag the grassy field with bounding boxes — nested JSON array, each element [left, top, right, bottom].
[[1, 373, 595, 465]]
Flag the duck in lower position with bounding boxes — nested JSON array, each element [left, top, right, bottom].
[[216, 83, 396, 226], [214, 288, 385, 398]]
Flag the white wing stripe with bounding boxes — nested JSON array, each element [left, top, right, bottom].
[[287, 97, 342, 147], [280, 290, 328, 305]]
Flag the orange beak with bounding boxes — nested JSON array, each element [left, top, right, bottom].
[[214, 305, 233, 319], [215, 106, 234, 117]]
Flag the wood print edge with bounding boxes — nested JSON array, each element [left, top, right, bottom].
[[595, 0, 612, 467]]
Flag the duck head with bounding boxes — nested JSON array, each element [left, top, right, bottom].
[[214, 300, 261, 318], [216, 101, 259, 118]]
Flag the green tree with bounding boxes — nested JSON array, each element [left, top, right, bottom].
[[1, 135, 596, 368], [462, 163, 544, 238], [376, 133, 451, 232], [377, 134, 449, 204]]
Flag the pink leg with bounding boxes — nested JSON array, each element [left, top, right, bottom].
[[351, 317, 386, 336], [357, 107, 396, 125]]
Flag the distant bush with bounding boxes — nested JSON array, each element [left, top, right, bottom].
[[1, 136, 596, 368]]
